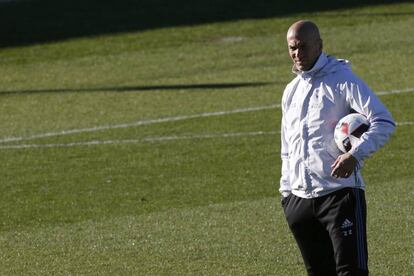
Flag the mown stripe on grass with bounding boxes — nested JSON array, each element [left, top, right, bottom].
[[0, 196, 289, 275], [0, 104, 280, 144], [0, 120, 411, 150], [0, 87, 412, 144]]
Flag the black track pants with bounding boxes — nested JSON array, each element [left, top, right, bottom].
[[282, 188, 369, 276]]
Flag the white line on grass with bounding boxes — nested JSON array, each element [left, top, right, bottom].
[[0, 105, 280, 144], [0, 131, 279, 150], [0, 87, 413, 144], [0, 119, 412, 150], [397, 121, 414, 126], [376, 87, 414, 95]]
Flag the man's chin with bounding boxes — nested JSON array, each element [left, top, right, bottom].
[[296, 63, 310, 71]]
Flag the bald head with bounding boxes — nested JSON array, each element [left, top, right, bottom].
[[287, 20, 321, 42], [286, 20, 323, 71]]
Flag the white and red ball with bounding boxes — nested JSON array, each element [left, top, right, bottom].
[[334, 113, 370, 153]]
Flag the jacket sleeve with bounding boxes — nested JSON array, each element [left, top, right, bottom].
[[344, 77, 396, 161], [279, 92, 291, 198]]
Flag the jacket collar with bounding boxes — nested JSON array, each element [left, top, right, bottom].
[[292, 53, 328, 79]]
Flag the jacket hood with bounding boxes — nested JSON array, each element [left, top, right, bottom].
[[293, 53, 351, 79]]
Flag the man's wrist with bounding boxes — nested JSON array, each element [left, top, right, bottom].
[[348, 147, 362, 162]]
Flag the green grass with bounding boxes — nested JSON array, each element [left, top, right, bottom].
[[0, 2, 413, 275]]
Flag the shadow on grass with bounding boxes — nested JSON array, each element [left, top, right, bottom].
[[0, 82, 274, 96], [1, 0, 411, 48]]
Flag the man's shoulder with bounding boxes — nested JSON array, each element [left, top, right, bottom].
[[283, 77, 299, 95], [328, 67, 363, 88], [281, 76, 301, 106], [322, 56, 359, 81], [284, 75, 301, 90]]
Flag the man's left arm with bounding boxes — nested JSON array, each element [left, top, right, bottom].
[[346, 80, 396, 161], [331, 78, 396, 178]]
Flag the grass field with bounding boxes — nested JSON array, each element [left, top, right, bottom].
[[0, 1, 413, 275]]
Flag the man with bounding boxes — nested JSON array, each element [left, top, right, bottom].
[[280, 20, 395, 276]]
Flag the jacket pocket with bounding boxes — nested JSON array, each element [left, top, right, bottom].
[[281, 193, 293, 208]]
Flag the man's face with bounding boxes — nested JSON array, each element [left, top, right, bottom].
[[287, 33, 322, 72]]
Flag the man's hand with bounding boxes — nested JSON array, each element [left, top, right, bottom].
[[331, 152, 358, 178]]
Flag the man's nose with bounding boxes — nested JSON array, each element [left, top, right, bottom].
[[296, 49, 305, 59]]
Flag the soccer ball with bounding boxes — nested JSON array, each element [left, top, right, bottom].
[[334, 113, 370, 153]]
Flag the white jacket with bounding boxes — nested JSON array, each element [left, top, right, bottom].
[[280, 53, 396, 198]]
